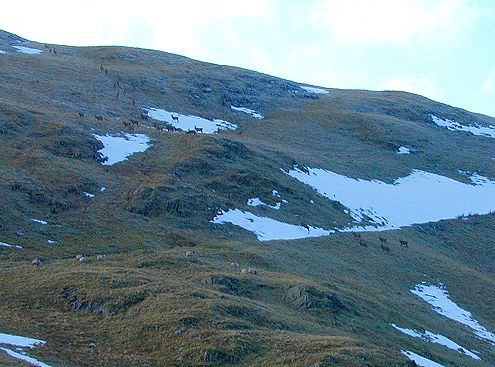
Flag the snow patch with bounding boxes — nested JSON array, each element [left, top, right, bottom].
[[247, 198, 282, 210], [397, 146, 411, 154], [31, 218, 48, 225], [212, 209, 332, 241], [401, 351, 446, 367], [100, 187, 106, 192], [0, 332, 45, 348], [411, 283, 495, 345], [1, 348, 52, 367], [83, 192, 95, 198], [0, 50, 6, 54], [300, 85, 329, 94], [0, 242, 22, 249], [390, 324, 480, 359], [0, 332, 50, 366], [287, 167, 495, 231], [231, 105, 264, 119], [12, 46, 42, 55], [147, 107, 237, 134], [47, 240, 57, 245], [93, 133, 151, 165], [431, 115, 495, 139]]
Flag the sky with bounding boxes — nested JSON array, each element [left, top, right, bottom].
[[1, 0, 495, 117]]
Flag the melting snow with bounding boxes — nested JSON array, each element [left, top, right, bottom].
[[47, 240, 57, 245], [1, 348, 52, 367], [12, 46, 42, 55], [430, 115, 495, 139], [0, 332, 50, 367], [288, 167, 495, 231], [398, 146, 411, 154], [401, 351, 445, 367], [300, 85, 329, 94], [147, 107, 237, 133], [390, 324, 480, 359], [411, 283, 495, 345], [31, 218, 48, 225], [0, 50, 6, 54], [231, 105, 264, 119], [93, 133, 151, 165], [83, 192, 95, 198], [212, 209, 332, 241], [0, 242, 22, 249], [100, 187, 106, 192], [0, 333, 45, 348], [247, 198, 282, 210]]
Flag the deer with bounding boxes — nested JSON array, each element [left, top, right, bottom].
[[171, 114, 179, 122], [194, 126, 204, 133], [141, 112, 149, 120], [78, 112, 85, 118], [399, 239, 409, 247], [95, 114, 103, 121]]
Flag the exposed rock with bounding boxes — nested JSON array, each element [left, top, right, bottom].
[[283, 285, 345, 312]]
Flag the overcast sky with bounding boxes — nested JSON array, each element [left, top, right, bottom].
[[2, 0, 494, 117]]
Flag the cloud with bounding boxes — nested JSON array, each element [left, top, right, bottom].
[[481, 71, 495, 94], [308, 0, 479, 44], [381, 76, 442, 100]]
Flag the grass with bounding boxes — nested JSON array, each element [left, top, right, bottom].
[[0, 29, 494, 366]]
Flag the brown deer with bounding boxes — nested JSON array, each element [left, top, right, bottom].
[[399, 239, 409, 247], [171, 114, 179, 122], [95, 114, 103, 121]]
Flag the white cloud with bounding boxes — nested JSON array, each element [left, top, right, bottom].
[[381, 76, 442, 100], [481, 71, 495, 94], [308, 0, 479, 44]]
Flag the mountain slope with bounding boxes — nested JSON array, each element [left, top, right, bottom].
[[0, 30, 494, 367]]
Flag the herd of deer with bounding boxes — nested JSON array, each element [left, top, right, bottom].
[[74, 63, 206, 135], [352, 232, 408, 251]]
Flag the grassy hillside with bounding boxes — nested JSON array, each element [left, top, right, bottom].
[[0, 30, 494, 367]]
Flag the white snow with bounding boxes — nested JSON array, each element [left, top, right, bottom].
[[0, 332, 51, 367], [231, 105, 264, 119], [0, 333, 45, 348], [1, 348, 52, 367], [398, 146, 411, 154], [390, 324, 480, 359], [47, 240, 57, 245], [12, 46, 42, 55], [401, 351, 446, 367], [0, 50, 6, 54], [287, 167, 495, 231], [247, 198, 282, 210], [146, 108, 237, 134], [83, 192, 95, 198], [93, 133, 151, 165], [431, 115, 495, 139], [411, 283, 495, 345], [0, 242, 22, 249], [212, 209, 332, 241], [300, 85, 329, 94], [100, 187, 106, 192], [31, 218, 48, 225]]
